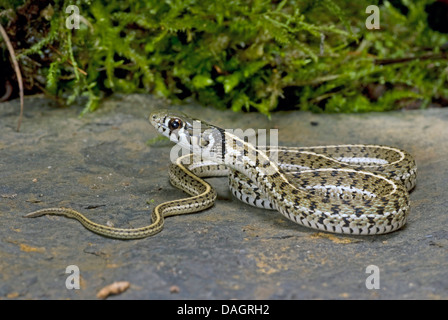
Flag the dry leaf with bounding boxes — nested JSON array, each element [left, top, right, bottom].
[[96, 281, 130, 299], [20, 243, 45, 253], [169, 285, 180, 294]]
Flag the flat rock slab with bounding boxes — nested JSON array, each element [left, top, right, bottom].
[[0, 94, 447, 299]]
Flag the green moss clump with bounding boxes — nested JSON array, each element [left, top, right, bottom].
[[1, 0, 447, 115]]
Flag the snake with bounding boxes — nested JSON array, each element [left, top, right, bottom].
[[25, 109, 417, 239]]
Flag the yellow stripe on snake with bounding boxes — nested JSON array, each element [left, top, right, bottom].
[[26, 110, 417, 239]]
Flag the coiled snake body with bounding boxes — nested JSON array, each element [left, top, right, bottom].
[[26, 110, 416, 239]]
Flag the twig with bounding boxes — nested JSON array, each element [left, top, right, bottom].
[[0, 79, 13, 102], [0, 23, 24, 132], [49, 44, 87, 76], [375, 52, 448, 65], [289, 74, 341, 87]]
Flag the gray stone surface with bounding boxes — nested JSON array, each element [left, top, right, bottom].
[[0, 94, 447, 299]]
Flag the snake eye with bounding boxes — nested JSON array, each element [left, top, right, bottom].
[[168, 118, 183, 131]]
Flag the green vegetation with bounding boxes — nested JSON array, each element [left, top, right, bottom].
[[1, 0, 447, 115]]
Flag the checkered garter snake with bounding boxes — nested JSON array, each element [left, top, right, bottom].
[[25, 110, 416, 239]]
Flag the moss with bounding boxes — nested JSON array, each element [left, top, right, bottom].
[[1, 0, 447, 115]]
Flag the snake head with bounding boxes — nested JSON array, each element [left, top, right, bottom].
[[149, 110, 226, 161]]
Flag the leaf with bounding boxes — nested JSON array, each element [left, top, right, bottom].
[[231, 92, 250, 112], [217, 72, 243, 94], [46, 60, 61, 94], [242, 60, 269, 78], [192, 74, 214, 89]]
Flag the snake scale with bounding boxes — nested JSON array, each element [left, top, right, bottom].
[[25, 110, 417, 239]]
